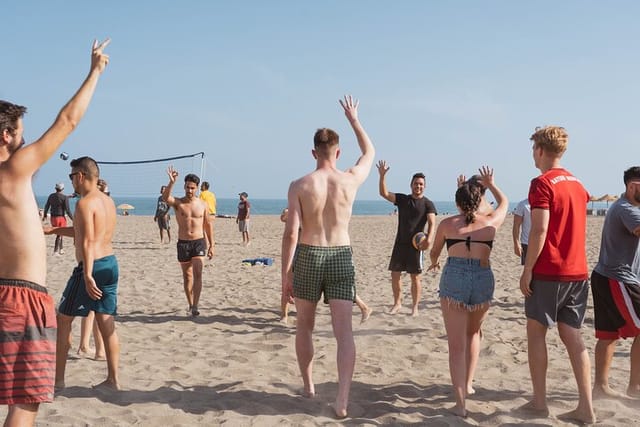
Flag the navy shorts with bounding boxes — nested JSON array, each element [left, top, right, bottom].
[[438, 257, 494, 310], [58, 255, 119, 317]]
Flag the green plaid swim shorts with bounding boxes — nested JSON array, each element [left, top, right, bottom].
[[293, 244, 356, 303]]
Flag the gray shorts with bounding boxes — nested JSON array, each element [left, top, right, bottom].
[[238, 220, 249, 232], [524, 279, 589, 328]]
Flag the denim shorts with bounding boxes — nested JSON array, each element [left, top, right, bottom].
[[438, 257, 494, 309]]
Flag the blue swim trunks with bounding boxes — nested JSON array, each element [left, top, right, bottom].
[[438, 257, 494, 310], [58, 255, 119, 317]]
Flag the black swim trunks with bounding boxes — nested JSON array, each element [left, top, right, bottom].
[[176, 238, 207, 262]]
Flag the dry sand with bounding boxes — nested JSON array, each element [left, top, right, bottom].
[[3, 214, 639, 426]]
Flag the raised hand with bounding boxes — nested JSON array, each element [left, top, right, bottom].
[[457, 174, 467, 188], [477, 166, 494, 188], [167, 165, 179, 183], [339, 95, 359, 124], [376, 160, 390, 176], [91, 38, 111, 74]]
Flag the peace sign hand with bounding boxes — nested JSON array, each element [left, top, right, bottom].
[[91, 38, 111, 74]]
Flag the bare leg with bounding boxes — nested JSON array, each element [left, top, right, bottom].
[[329, 299, 356, 418], [354, 295, 372, 323], [294, 298, 317, 398], [628, 336, 640, 397], [410, 273, 422, 316], [158, 228, 164, 243], [55, 314, 74, 390], [77, 311, 94, 356], [94, 313, 120, 390], [466, 304, 489, 395], [593, 338, 624, 398], [280, 298, 289, 323], [191, 257, 204, 316], [180, 262, 194, 311], [524, 319, 550, 415], [440, 299, 468, 417], [92, 314, 106, 360], [5, 403, 39, 427], [557, 322, 595, 424], [166, 228, 171, 243], [389, 271, 402, 314]]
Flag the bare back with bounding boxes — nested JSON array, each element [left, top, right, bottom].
[[0, 169, 48, 285], [74, 189, 116, 262], [294, 167, 362, 247], [172, 197, 208, 241]]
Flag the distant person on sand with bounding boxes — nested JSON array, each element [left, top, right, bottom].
[[237, 191, 251, 245], [519, 126, 595, 423], [163, 167, 214, 317], [154, 185, 171, 243], [512, 198, 531, 265], [428, 166, 508, 418], [279, 207, 371, 325], [47, 156, 121, 392], [0, 38, 110, 427], [42, 182, 73, 255], [377, 161, 437, 316], [590, 166, 640, 399], [281, 95, 375, 418]]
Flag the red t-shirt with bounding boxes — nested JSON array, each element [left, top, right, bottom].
[[528, 168, 589, 281]]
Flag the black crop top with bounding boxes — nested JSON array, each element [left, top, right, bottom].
[[445, 236, 493, 250]]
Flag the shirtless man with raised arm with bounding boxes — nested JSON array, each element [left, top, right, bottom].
[[281, 95, 375, 419], [50, 156, 120, 392], [163, 167, 214, 317], [0, 39, 110, 427]]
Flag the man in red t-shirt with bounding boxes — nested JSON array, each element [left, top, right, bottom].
[[518, 126, 595, 424]]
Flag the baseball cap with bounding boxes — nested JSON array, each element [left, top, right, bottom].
[[55, 182, 64, 191], [239, 192, 248, 198]]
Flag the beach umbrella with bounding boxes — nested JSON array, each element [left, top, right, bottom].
[[117, 203, 135, 214], [597, 194, 618, 208], [589, 195, 599, 210]]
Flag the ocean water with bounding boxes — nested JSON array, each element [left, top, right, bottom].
[[37, 195, 612, 217]]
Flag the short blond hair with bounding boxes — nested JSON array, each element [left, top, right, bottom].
[[529, 126, 568, 156]]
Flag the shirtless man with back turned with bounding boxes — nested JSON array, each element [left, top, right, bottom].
[[51, 156, 120, 391], [0, 39, 110, 427], [281, 95, 375, 418]]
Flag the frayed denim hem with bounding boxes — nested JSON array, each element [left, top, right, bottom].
[[440, 296, 491, 312]]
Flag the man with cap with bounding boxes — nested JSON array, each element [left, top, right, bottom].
[[43, 182, 73, 255], [237, 191, 251, 245]]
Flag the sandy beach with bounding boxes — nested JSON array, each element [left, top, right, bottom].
[[2, 214, 639, 426]]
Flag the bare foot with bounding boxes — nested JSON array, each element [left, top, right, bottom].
[[76, 347, 91, 358], [557, 408, 596, 425], [389, 304, 401, 314], [93, 353, 107, 361], [279, 316, 288, 325], [299, 388, 315, 398], [360, 307, 372, 324], [593, 383, 627, 399], [467, 386, 476, 395], [332, 402, 348, 419], [411, 307, 419, 317], [447, 404, 467, 418], [191, 306, 200, 317], [627, 386, 640, 398], [92, 378, 121, 391], [54, 381, 65, 393], [517, 400, 550, 417]]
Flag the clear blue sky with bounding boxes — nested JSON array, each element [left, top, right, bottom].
[[2, 1, 638, 201]]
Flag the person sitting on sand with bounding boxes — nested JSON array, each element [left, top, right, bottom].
[[428, 166, 508, 418]]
